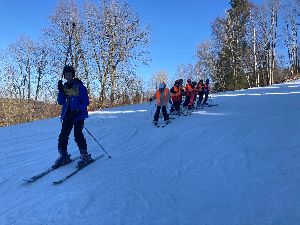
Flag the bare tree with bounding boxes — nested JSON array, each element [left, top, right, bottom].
[[268, 0, 280, 85], [255, 0, 280, 86], [7, 36, 36, 100], [31, 42, 51, 101], [84, 0, 151, 106], [43, 0, 90, 87], [0, 49, 7, 97], [282, 0, 299, 77], [150, 70, 170, 91], [195, 40, 217, 82], [247, 3, 260, 87], [175, 64, 198, 83]]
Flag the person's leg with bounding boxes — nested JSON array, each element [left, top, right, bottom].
[[56, 118, 73, 166], [170, 100, 175, 113], [203, 91, 209, 104], [162, 106, 169, 121], [73, 120, 88, 154], [188, 95, 195, 109], [174, 101, 180, 114], [183, 96, 190, 108], [198, 91, 203, 106], [74, 120, 93, 168], [153, 106, 161, 122], [58, 118, 73, 154], [182, 96, 187, 107]]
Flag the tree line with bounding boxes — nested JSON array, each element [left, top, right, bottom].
[[0, 0, 150, 109], [0, 0, 299, 126], [150, 0, 299, 92]]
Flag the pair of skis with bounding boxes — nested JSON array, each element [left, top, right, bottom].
[[179, 110, 192, 116], [200, 104, 219, 108], [23, 155, 104, 184], [154, 120, 172, 128], [192, 103, 219, 111], [154, 123, 168, 128], [153, 116, 174, 127]]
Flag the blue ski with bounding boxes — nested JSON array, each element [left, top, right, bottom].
[[52, 155, 105, 184], [23, 156, 80, 183]]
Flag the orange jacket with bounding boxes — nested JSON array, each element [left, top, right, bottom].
[[171, 86, 181, 96], [171, 86, 181, 102], [155, 88, 170, 106], [185, 84, 193, 96]]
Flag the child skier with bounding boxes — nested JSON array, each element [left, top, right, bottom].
[[197, 79, 204, 107], [203, 78, 210, 105], [55, 65, 93, 169], [170, 80, 182, 115], [149, 83, 170, 126], [183, 79, 193, 110]]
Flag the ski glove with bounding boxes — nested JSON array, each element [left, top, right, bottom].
[[58, 80, 64, 92], [70, 109, 81, 117], [149, 98, 153, 102]]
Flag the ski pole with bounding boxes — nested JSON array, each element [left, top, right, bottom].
[[149, 101, 153, 120], [84, 126, 112, 158]]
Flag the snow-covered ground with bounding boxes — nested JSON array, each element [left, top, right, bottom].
[[1, 81, 300, 225]]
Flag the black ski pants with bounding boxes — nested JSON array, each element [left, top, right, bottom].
[[170, 101, 180, 113], [183, 96, 191, 107], [203, 91, 209, 104], [197, 91, 204, 105], [154, 106, 169, 122], [58, 118, 87, 153], [173, 101, 181, 112]]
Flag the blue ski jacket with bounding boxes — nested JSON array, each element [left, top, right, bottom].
[[57, 78, 89, 122]]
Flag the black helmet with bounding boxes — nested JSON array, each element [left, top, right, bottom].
[[63, 65, 75, 78]]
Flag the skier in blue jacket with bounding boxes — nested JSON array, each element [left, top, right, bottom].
[[55, 65, 92, 169]]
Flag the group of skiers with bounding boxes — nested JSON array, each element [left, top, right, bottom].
[[54, 65, 211, 169], [149, 78, 211, 126]]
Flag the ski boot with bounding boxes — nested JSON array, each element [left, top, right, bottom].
[[77, 151, 93, 169], [53, 150, 71, 168]]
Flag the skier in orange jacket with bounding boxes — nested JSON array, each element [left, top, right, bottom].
[[149, 83, 170, 126]]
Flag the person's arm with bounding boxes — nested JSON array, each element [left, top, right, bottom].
[[170, 87, 176, 94], [77, 84, 89, 111], [149, 92, 157, 102], [168, 91, 172, 104], [57, 81, 66, 105]]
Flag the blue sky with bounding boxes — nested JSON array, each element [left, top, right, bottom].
[[0, 0, 261, 81], [127, 0, 232, 80]]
